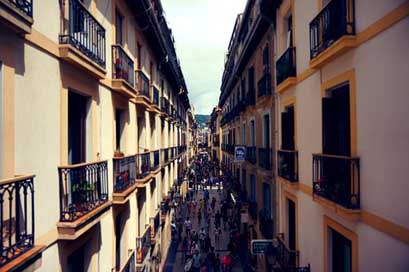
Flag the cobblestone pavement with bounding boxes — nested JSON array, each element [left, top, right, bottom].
[[163, 185, 244, 272]]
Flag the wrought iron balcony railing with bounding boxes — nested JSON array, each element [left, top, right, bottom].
[[136, 226, 151, 264], [136, 71, 150, 97], [163, 148, 169, 163], [276, 47, 297, 86], [259, 209, 273, 239], [259, 147, 272, 170], [161, 97, 169, 114], [58, 161, 109, 222], [0, 175, 35, 266], [278, 150, 298, 182], [257, 73, 272, 97], [137, 152, 151, 178], [119, 250, 135, 272], [150, 150, 160, 171], [226, 144, 234, 154], [272, 233, 300, 270], [59, 0, 106, 67], [152, 86, 160, 107], [312, 154, 360, 209], [310, 0, 355, 59], [113, 155, 137, 193], [246, 146, 257, 164], [112, 45, 134, 87], [6, 0, 33, 17]]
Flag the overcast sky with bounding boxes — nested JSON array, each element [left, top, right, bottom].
[[161, 0, 247, 115]]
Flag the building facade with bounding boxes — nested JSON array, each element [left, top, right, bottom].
[[0, 0, 196, 271], [216, 0, 409, 271]]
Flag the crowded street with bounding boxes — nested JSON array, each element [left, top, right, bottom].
[[163, 151, 251, 272]]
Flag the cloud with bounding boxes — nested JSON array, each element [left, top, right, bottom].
[[162, 0, 247, 114]]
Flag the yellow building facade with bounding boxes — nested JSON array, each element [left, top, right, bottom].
[[0, 0, 196, 271]]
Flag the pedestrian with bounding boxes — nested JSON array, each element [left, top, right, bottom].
[[199, 228, 206, 249], [221, 254, 232, 272], [211, 197, 216, 212], [206, 247, 216, 272], [214, 210, 221, 229], [214, 254, 221, 272], [192, 251, 201, 272], [184, 217, 192, 237], [204, 235, 212, 253], [214, 227, 221, 246]]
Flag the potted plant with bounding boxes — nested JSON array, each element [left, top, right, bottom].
[[114, 149, 124, 158]]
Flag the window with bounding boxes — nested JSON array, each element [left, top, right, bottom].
[[250, 120, 255, 146], [241, 169, 246, 193], [287, 15, 293, 48], [262, 183, 271, 217], [329, 227, 352, 272], [281, 105, 295, 150], [250, 174, 256, 202], [115, 10, 123, 45], [262, 44, 270, 70], [115, 109, 125, 151], [287, 199, 296, 251], [263, 114, 270, 148], [242, 123, 246, 145], [248, 67, 255, 93], [137, 43, 142, 69]]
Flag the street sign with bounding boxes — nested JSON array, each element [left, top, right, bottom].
[[235, 145, 246, 162], [251, 239, 272, 255]]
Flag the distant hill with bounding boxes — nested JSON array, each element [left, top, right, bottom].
[[195, 114, 210, 127]]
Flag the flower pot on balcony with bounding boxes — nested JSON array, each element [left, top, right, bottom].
[[114, 150, 124, 158]]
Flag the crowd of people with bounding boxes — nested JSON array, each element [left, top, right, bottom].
[[170, 153, 244, 272]]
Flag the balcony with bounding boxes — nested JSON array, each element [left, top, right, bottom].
[[162, 148, 169, 164], [246, 146, 257, 164], [59, 0, 106, 78], [257, 73, 272, 98], [112, 155, 137, 203], [160, 97, 169, 115], [312, 154, 360, 211], [136, 226, 151, 264], [112, 45, 135, 97], [118, 250, 135, 272], [0, 0, 33, 34], [259, 209, 273, 239], [276, 47, 297, 93], [137, 152, 151, 179], [151, 150, 160, 172], [258, 147, 272, 170], [150, 210, 160, 243], [0, 175, 36, 267], [271, 233, 301, 271], [134, 70, 151, 107], [170, 147, 174, 159], [278, 150, 298, 183], [151, 86, 160, 109], [226, 144, 234, 155], [309, 0, 356, 68], [57, 161, 109, 238]]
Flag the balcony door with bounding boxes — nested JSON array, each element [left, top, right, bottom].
[[262, 182, 271, 218], [115, 10, 123, 46], [263, 114, 270, 148], [68, 91, 88, 165], [322, 84, 350, 156], [287, 199, 296, 251], [281, 105, 295, 150], [329, 227, 352, 272], [250, 174, 256, 202], [250, 120, 255, 146]]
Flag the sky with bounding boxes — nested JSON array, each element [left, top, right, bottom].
[[161, 0, 247, 115]]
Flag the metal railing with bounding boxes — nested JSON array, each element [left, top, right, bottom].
[[276, 47, 296, 85], [119, 250, 136, 272], [258, 147, 272, 170], [6, 0, 33, 17], [58, 161, 109, 222], [312, 153, 360, 209], [278, 150, 298, 182], [151, 150, 160, 171], [310, 0, 355, 59], [136, 226, 151, 264], [150, 211, 160, 243], [273, 233, 300, 270], [0, 175, 35, 266], [112, 45, 134, 87], [137, 152, 151, 178], [246, 89, 256, 106], [113, 155, 137, 193], [152, 86, 160, 107], [136, 71, 150, 97], [59, 0, 106, 68], [161, 97, 169, 114], [246, 146, 257, 164], [257, 73, 272, 97]]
